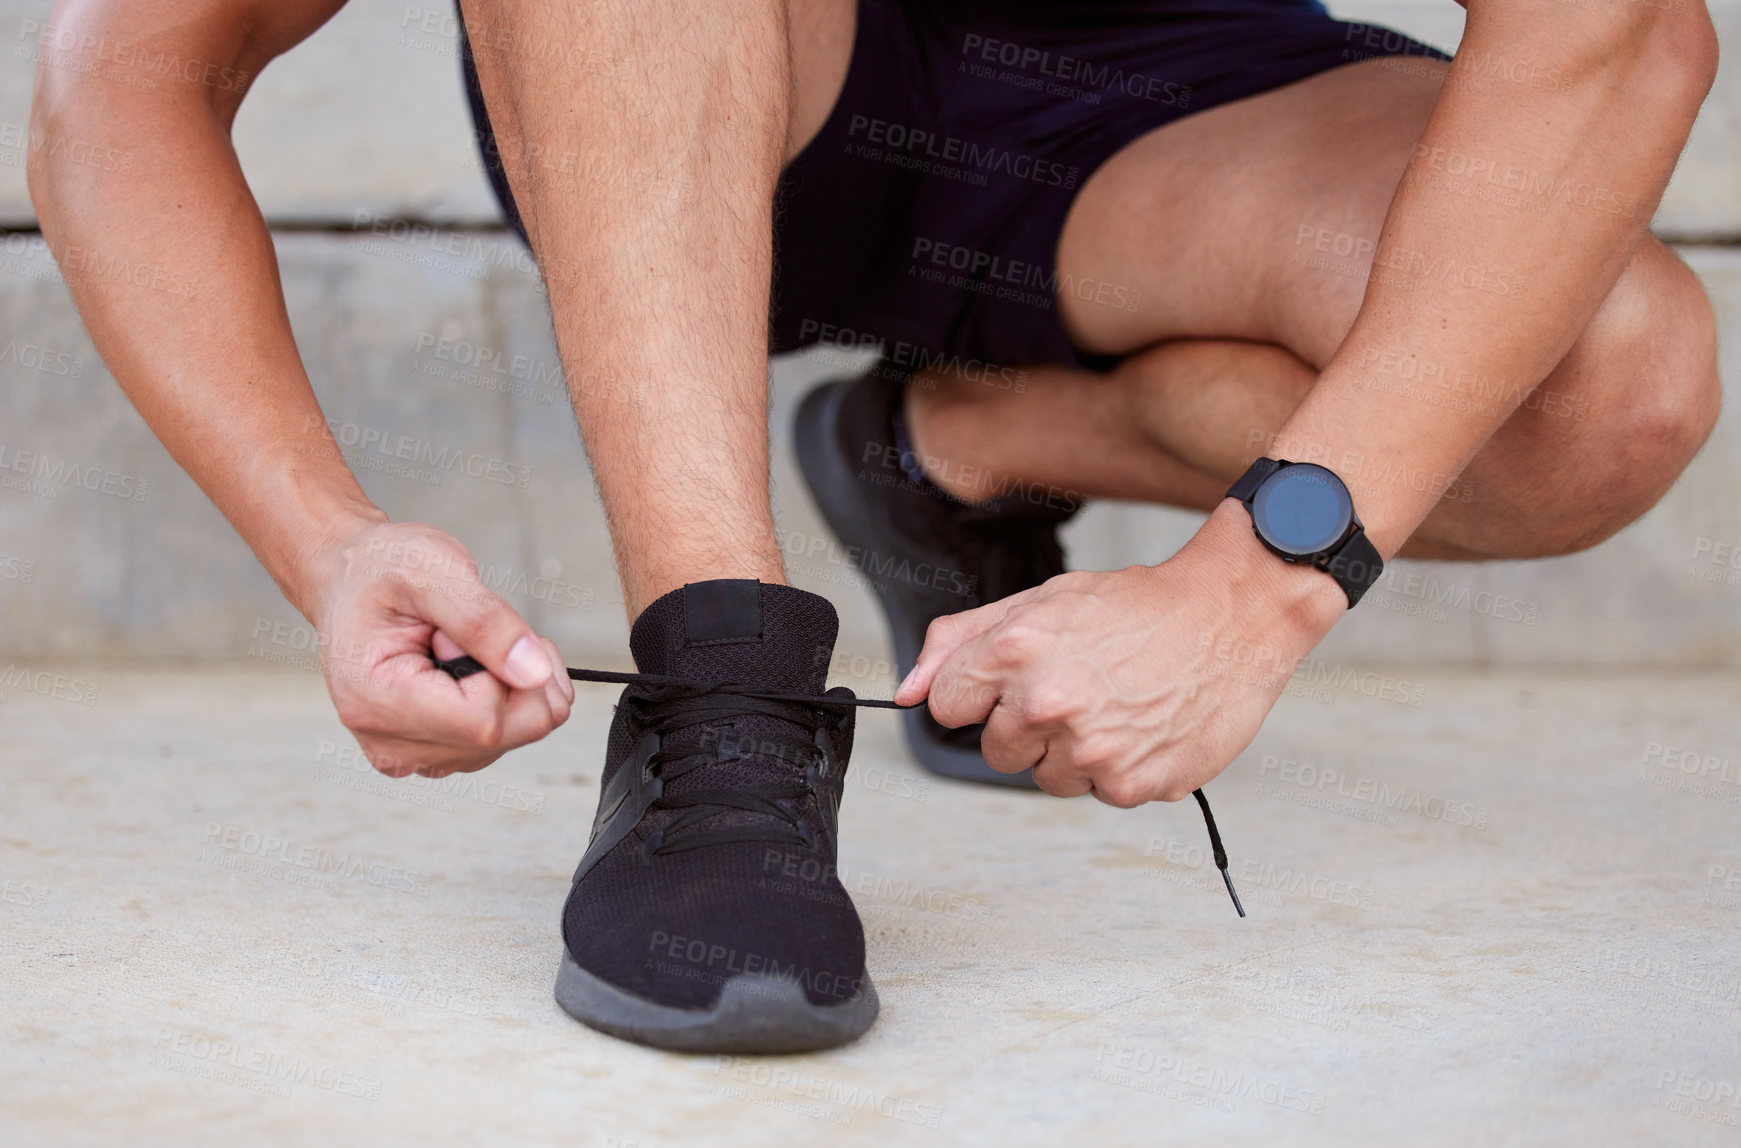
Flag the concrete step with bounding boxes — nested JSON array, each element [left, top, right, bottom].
[[1, 0, 1738, 235], [1, 233, 1739, 665]]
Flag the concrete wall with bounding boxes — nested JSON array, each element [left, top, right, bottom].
[[2, 0, 1739, 667]]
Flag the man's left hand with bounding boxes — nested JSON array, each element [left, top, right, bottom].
[[894, 501, 1347, 806]]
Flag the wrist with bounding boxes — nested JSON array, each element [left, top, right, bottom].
[[267, 486, 388, 629], [1185, 500, 1348, 637]]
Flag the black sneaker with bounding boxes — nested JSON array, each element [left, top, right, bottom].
[[554, 580, 878, 1052], [795, 364, 1081, 789]]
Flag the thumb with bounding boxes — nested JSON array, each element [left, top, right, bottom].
[[418, 585, 554, 691]]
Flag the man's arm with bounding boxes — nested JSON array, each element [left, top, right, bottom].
[[899, 0, 1718, 804], [29, 0, 570, 778]]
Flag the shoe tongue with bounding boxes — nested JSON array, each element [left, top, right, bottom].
[[629, 580, 836, 693], [626, 582, 841, 836]]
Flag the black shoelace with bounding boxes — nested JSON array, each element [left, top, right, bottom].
[[437, 655, 1245, 917]]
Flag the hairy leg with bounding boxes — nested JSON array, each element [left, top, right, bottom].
[[905, 58, 1719, 560], [463, 0, 852, 616]]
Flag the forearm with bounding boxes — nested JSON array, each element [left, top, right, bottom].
[[30, 67, 381, 621], [1271, 0, 1717, 556], [462, 0, 792, 615]]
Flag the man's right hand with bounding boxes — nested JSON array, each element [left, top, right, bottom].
[[310, 521, 574, 779]]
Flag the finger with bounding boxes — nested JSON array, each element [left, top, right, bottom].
[[543, 637, 574, 704], [977, 699, 1049, 775], [1034, 758, 1093, 799], [340, 653, 525, 749], [355, 734, 497, 779], [351, 666, 562, 774], [923, 616, 1031, 728], [411, 581, 553, 691], [895, 598, 1015, 706], [431, 629, 466, 662]]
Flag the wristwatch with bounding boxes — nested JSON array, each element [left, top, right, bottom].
[[1226, 458, 1383, 608]]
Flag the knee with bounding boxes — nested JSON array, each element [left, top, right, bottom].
[[1526, 247, 1720, 554]]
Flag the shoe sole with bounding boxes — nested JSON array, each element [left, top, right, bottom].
[[795, 378, 1038, 790], [554, 951, 879, 1054]]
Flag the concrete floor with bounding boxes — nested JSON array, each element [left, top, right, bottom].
[[3, 663, 1739, 1146]]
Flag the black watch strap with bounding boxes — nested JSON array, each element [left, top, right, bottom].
[[1226, 457, 1282, 502], [1226, 457, 1384, 609], [1325, 528, 1383, 607]]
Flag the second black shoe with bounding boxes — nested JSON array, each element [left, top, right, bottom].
[[795, 363, 1082, 789], [554, 580, 877, 1053]]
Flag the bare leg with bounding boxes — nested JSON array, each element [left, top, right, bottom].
[[462, 0, 852, 616], [906, 59, 1718, 561]]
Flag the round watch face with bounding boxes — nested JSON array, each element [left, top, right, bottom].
[[1250, 463, 1353, 557]]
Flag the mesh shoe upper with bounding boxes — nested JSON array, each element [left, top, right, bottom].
[[561, 582, 868, 1010]]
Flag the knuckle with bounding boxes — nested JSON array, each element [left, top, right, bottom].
[[1097, 778, 1147, 808], [1071, 735, 1116, 773], [923, 615, 958, 648], [463, 713, 504, 748], [1019, 684, 1075, 726], [987, 624, 1042, 666], [333, 697, 373, 734]]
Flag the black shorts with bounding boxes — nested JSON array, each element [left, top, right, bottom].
[[460, 0, 1444, 373]]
